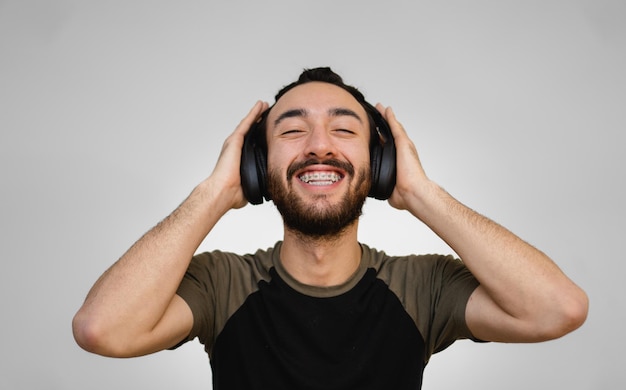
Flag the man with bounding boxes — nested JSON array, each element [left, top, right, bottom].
[[73, 67, 588, 389]]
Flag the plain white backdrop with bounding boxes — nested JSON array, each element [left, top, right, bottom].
[[1, 0, 624, 388]]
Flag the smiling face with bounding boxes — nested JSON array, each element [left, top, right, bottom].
[[265, 82, 372, 239]]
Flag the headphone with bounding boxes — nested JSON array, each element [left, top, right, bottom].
[[240, 101, 396, 205]]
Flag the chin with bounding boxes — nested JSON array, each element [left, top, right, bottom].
[[268, 169, 370, 239]]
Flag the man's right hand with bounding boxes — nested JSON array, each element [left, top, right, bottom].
[[207, 100, 269, 212]]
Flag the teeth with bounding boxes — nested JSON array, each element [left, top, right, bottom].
[[299, 172, 341, 185]]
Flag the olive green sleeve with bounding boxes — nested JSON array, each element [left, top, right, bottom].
[[367, 247, 481, 363]]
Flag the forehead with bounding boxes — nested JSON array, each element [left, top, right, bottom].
[[267, 82, 367, 125]]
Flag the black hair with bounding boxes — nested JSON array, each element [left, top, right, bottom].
[[274, 67, 367, 104]]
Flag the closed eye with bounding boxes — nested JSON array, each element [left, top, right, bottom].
[[281, 129, 304, 136], [333, 128, 357, 136]]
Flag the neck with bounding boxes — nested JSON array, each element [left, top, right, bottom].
[[280, 221, 361, 287]]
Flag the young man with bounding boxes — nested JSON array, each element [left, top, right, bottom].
[[73, 67, 588, 389]]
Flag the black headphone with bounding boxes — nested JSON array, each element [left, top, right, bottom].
[[240, 101, 396, 205]]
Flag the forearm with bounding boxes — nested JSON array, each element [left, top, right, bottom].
[[73, 177, 229, 353], [73, 101, 267, 355], [408, 180, 586, 329]]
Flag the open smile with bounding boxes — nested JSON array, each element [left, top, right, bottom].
[[298, 171, 343, 186]]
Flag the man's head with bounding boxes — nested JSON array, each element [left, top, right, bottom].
[[240, 67, 396, 240], [266, 76, 372, 240]]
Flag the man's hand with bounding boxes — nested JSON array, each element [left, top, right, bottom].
[[375, 103, 430, 215], [207, 100, 270, 212]]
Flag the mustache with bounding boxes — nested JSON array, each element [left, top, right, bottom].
[[286, 158, 355, 179]]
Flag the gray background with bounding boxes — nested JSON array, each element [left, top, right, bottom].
[[1, 0, 624, 389]]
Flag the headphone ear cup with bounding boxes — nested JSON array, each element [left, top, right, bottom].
[[369, 141, 382, 196], [254, 142, 268, 200], [240, 121, 266, 205], [365, 104, 397, 200], [373, 132, 396, 199]]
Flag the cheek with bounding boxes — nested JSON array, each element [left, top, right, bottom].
[[266, 145, 295, 179], [348, 146, 371, 172], [266, 149, 283, 173]]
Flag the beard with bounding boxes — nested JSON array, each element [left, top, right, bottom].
[[267, 158, 371, 241]]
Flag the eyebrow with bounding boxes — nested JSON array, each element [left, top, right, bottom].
[[273, 108, 308, 128], [273, 107, 364, 128]]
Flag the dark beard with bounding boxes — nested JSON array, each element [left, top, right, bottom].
[[267, 159, 370, 240]]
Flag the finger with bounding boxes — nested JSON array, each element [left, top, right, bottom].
[[233, 100, 268, 136], [218, 101, 267, 158], [375, 102, 387, 115], [374, 103, 399, 128], [377, 105, 408, 141]]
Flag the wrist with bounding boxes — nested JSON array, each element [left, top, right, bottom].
[[402, 179, 450, 221], [195, 175, 246, 215]]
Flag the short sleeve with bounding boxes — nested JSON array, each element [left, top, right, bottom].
[[171, 247, 275, 355], [373, 250, 481, 363], [425, 255, 481, 356], [174, 252, 217, 348]]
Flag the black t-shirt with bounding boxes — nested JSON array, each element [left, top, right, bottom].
[[175, 242, 480, 390]]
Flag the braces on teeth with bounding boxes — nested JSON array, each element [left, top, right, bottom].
[[299, 172, 341, 184]]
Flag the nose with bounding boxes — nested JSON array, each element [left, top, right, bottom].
[[304, 127, 337, 159]]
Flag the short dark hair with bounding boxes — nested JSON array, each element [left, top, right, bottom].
[[274, 67, 367, 104]]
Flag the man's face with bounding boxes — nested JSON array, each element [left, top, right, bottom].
[[265, 82, 372, 238]]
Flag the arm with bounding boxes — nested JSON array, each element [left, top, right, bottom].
[[72, 101, 269, 357], [379, 104, 588, 343]]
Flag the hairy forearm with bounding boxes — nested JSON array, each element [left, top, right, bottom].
[[380, 104, 586, 340], [408, 180, 587, 328], [73, 178, 228, 353]]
